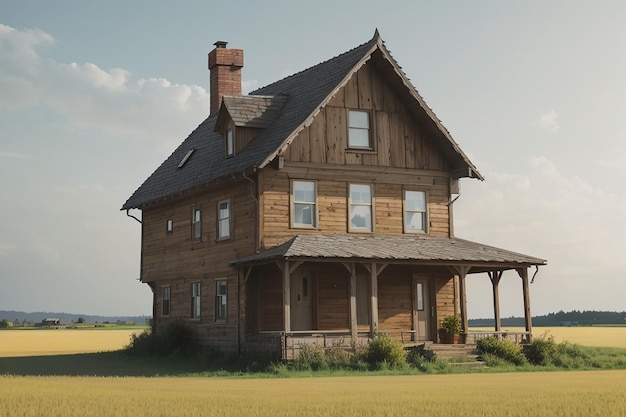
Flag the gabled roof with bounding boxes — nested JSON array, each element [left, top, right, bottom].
[[215, 95, 288, 130], [231, 234, 547, 273], [122, 31, 481, 210]]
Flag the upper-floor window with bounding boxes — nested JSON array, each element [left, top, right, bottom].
[[192, 207, 202, 240], [166, 218, 173, 234], [404, 190, 427, 233], [348, 110, 371, 149], [217, 199, 231, 239], [292, 180, 317, 228], [191, 282, 201, 319], [162, 286, 171, 317], [349, 183, 373, 232], [215, 280, 227, 322], [226, 129, 234, 157]]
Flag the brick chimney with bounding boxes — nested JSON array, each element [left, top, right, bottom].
[[208, 41, 244, 114]]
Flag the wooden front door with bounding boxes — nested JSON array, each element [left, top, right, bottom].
[[290, 270, 312, 330], [413, 278, 431, 341]]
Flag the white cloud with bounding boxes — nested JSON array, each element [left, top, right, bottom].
[[455, 156, 626, 317], [0, 24, 210, 153], [0, 151, 28, 159], [538, 109, 559, 132]]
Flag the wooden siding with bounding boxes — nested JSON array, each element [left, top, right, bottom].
[[260, 167, 450, 247], [141, 178, 257, 350], [285, 60, 448, 171], [378, 268, 412, 337]]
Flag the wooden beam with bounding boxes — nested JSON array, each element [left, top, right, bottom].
[[243, 266, 253, 283], [283, 260, 291, 333], [289, 261, 304, 274], [349, 262, 357, 341], [377, 263, 389, 277], [489, 270, 503, 332], [450, 265, 471, 337], [517, 267, 533, 342], [370, 262, 378, 335]]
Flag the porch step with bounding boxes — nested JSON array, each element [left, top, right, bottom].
[[420, 342, 484, 364]]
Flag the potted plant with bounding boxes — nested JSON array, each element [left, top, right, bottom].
[[439, 315, 461, 344]]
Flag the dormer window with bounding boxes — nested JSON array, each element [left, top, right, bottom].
[[226, 129, 234, 157]]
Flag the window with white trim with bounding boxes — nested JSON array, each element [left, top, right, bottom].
[[191, 282, 201, 319], [292, 180, 317, 228], [215, 280, 227, 322], [166, 219, 173, 234], [348, 110, 371, 149], [404, 190, 427, 233], [162, 286, 171, 317], [226, 129, 234, 157], [217, 200, 231, 239], [349, 184, 373, 232], [192, 207, 202, 240]]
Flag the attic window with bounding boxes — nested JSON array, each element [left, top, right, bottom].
[[348, 110, 371, 149], [178, 149, 195, 168]]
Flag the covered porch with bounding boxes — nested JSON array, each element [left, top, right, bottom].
[[233, 234, 546, 359]]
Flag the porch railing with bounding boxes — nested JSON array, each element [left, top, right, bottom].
[[464, 330, 531, 344], [250, 331, 371, 360]]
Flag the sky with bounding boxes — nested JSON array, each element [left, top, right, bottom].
[[1, 1, 624, 319]]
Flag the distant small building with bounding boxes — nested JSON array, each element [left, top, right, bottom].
[[41, 318, 61, 327]]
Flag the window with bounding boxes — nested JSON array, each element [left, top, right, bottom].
[[404, 190, 427, 233], [349, 184, 373, 232], [215, 280, 227, 322], [162, 286, 171, 317], [217, 200, 231, 239], [191, 282, 201, 319], [192, 207, 201, 239], [177, 149, 195, 168], [226, 129, 233, 157], [348, 110, 371, 149], [166, 219, 173, 233], [292, 180, 317, 228]]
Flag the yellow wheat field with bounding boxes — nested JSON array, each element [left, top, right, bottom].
[[0, 329, 142, 357], [469, 326, 626, 348], [1, 371, 625, 417]]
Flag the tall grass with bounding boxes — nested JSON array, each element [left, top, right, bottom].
[[1, 371, 625, 417]]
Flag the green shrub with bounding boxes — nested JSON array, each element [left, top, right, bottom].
[[477, 336, 527, 365], [366, 335, 407, 367], [523, 334, 559, 365], [125, 320, 198, 356]]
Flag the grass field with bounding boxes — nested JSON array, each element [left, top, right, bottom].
[[1, 371, 625, 417], [0, 328, 144, 357], [1, 326, 626, 416], [470, 326, 626, 348]]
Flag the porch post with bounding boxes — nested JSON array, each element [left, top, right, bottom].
[[349, 263, 357, 341], [518, 267, 533, 342], [283, 260, 291, 333], [451, 265, 471, 338], [370, 262, 378, 335], [489, 270, 503, 332]]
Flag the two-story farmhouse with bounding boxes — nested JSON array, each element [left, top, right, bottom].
[[122, 31, 546, 358]]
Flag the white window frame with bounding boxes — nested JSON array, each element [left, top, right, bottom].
[[162, 285, 171, 317], [226, 129, 234, 157], [192, 207, 202, 240], [217, 199, 231, 240], [215, 280, 227, 322], [191, 282, 201, 319], [404, 190, 427, 233], [348, 110, 371, 149], [348, 183, 374, 232], [291, 180, 317, 229]]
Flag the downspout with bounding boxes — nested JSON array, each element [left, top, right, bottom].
[[447, 193, 461, 238], [125, 209, 142, 224]]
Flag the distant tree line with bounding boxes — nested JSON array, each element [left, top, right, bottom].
[[470, 310, 626, 327]]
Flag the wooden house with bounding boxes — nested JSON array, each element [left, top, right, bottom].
[[122, 32, 546, 358]]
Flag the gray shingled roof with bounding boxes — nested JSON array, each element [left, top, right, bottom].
[[122, 32, 481, 210], [216, 95, 288, 129], [231, 235, 546, 272]]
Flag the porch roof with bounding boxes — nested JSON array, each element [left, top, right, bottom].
[[231, 234, 546, 272]]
